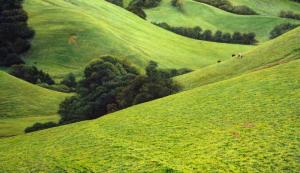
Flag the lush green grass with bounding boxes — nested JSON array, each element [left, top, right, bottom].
[[176, 27, 300, 90], [0, 59, 299, 172], [0, 72, 70, 118], [145, 0, 300, 42], [22, 0, 251, 77], [0, 72, 70, 136], [229, 0, 300, 16], [0, 115, 59, 138]]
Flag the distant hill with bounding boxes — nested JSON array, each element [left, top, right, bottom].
[[175, 27, 300, 90], [22, 0, 251, 77], [145, 0, 300, 41]]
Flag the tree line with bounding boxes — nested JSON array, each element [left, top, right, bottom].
[[193, 0, 257, 15], [25, 56, 192, 132], [0, 0, 34, 67], [269, 23, 299, 39], [153, 22, 257, 45], [279, 11, 300, 20]]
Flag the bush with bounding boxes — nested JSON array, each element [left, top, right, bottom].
[[194, 0, 257, 15], [127, 0, 161, 19], [105, 0, 123, 7], [58, 57, 181, 124], [279, 11, 300, 20], [270, 23, 299, 39], [60, 73, 77, 88], [10, 64, 54, 85], [25, 122, 58, 133]]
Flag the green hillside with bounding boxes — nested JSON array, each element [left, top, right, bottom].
[[22, 0, 251, 77], [0, 59, 299, 172], [0, 72, 70, 137], [229, 0, 300, 16], [145, 0, 300, 42], [176, 27, 300, 90]]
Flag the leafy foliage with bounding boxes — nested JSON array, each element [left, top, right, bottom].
[[59, 57, 181, 124], [194, 0, 257, 15], [154, 22, 257, 45], [279, 11, 300, 20], [10, 64, 54, 85], [25, 122, 58, 133], [270, 23, 299, 39], [0, 0, 34, 66], [127, 0, 161, 19], [105, 0, 123, 7]]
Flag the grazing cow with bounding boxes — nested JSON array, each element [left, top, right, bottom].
[[233, 53, 243, 59]]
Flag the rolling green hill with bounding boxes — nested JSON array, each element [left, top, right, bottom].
[[229, 0, 300, 16], [0, 72, 70, 137], [176, 27, 300, 90], [0, 58, 299, 172], [22, 0, 251, 77], [145, 0, 300, 42]]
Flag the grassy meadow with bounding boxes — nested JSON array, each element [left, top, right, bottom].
[[0, 58, 299, 172], [0, 0, 299, 172]]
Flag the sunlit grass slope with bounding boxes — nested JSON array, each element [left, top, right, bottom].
[[176, 27, 300, 90], [145, 0, 300, 42], [0, 59, 299, 172], [0, 72, 69, 137], [230, 0, 300, 16], [23, 0, 251, 77]]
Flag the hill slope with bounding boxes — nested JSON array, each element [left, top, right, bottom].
[[145, 0, 300, 42], [229, 0, 300, 16], [22, 0, 251, 77], [176, 27, 300, 90], [0, 72, 70, 137], [0, 59, 299, 172]]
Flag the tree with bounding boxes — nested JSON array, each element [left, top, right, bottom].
[[61, 73, 77, 88], [0, 0, 34, 66]]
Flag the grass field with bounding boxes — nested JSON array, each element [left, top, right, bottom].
[[176, 27, 300, 90], [145, 0, 300, 42], [0, 58, 299, 172], [0, 72, 70, 136], [22, 0, 251, 77]]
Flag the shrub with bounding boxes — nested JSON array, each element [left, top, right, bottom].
[[279, 11, 300, 20], [270, 23, 299, 39], [10, 64, 54, 85], [127, 0, 161, 19], [25, 122, 58, 133], [105, 0, 123, 7], [60, 73, 77, 88]]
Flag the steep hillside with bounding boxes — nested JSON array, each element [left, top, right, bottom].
[[145, 0, 300, 41], [22, 0, 251, 77], [0, 72, 70, 137], [0, 59, 299, 172], [176, 27, 300, 90]]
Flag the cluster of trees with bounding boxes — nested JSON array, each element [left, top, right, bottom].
[[0, 0, 34, 66], [279, 11, 300, 20], [154, 22, 257, 45], [270, 23, 299, 39], [194, 0, 257, 15], [10, 65, 54, 85], [10, 64, 79, 92], [58, 56, 182, 124], [126, 0, 161, 19], [25, 122, 58, 133], [290, 0, 300, 3]]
